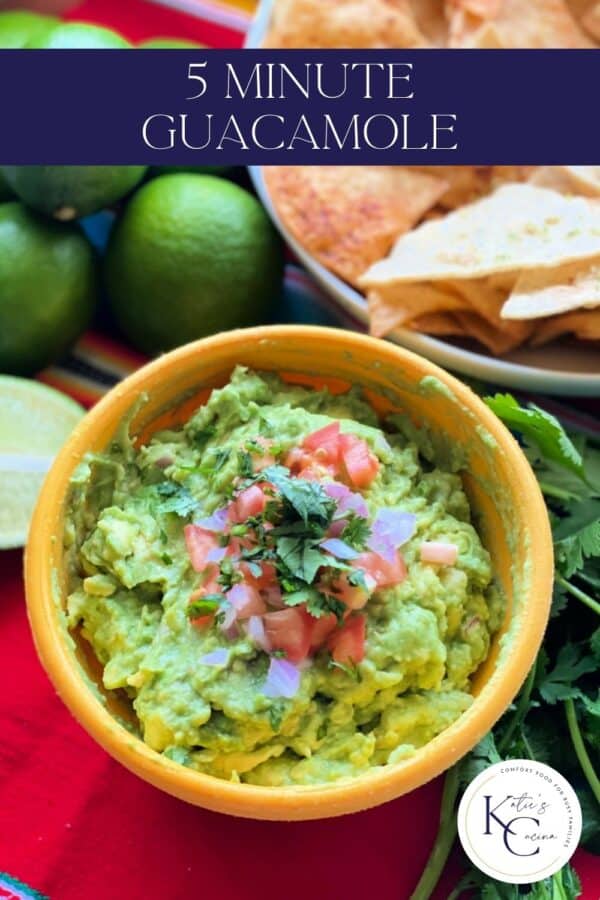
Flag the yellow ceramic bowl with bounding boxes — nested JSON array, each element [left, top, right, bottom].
[[25, 326, 553, 820]]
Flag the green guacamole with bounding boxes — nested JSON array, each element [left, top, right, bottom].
[[65, 367, 502, 785]]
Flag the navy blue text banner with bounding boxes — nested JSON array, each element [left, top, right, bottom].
[[1, 49, 598, 165]]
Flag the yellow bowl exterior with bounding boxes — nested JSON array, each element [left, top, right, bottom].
[[25, 326, 553, 820]]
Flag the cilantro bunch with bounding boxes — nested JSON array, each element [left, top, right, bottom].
[[411, 395, 600, 900]]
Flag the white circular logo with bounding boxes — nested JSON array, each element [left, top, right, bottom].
[[457, 759, 582, 884]]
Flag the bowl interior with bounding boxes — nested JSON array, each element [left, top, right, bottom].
[[29, 328, 551, 818]]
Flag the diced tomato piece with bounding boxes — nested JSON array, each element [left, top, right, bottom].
[[250, 437, 276, 471], [354, 550, 407, 588], [231, 484, 268, 522], [339, 434, 379, 488], [226, 583, 267, 619], [339, 433, 379, 489], [263, 608, 312, 663], [285, 446, 313, 474], [297, 462, 336, 481], [305, 610, 338, 650], [262, 583, 285, 609], [328, 615, 366, 665], [302, 422, 341, 465], [240, 560, 277, 591], [184, 525, 220, 573], [331, 573, 371, 610]]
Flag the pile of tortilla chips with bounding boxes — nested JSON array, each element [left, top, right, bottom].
[[264, 1, 600, 355], [360, 180, 600, 352], [264, 0, 599, 49]]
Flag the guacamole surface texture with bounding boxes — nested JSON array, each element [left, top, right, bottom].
[[65, 367, 502, 785]]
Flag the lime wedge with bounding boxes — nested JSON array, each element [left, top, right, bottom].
[[0, 377, 84, 549]]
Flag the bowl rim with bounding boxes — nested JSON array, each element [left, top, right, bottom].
[[25, 324, 553, 820]]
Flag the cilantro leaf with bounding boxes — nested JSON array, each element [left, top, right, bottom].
[[276, 536, 330, 585], [553, 499, 600, 542], [261, 465, 335, 528], [341, 512, 371, 550], [485, 394, 585, 479], [306, 592, 346, 621], [555, 517, 600, 578], [268, 702, 285, 731], [237, 450, 254, 478], [155, 481, 198, 518], [538, 643, 597, 704], [191, 425, 217, 446], [458, 733, 501, 788]]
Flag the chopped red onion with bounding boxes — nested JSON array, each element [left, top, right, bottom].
[[328, 518, 348, 537], [320, 538, 359, 560], [199, 648, 230, 667], [245, 616, 271, 653], [263, 657, 300, 699], [218, 602, 238, 639], [226, 583, 249, 612], [368, 509, 416, 561], [194, 506, 229, 532], [206, 546, 227, 563], [324, 481, 368, 518]]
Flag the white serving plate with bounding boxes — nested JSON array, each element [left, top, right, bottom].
[[245, 0, 600, 396]]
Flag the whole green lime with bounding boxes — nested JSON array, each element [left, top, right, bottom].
[[138, 37, 204, 48], [0, 10, 58, 48], [104, 174, 283, 354], [151, 165, 231, 176], [0, 202, 97, 375], [1, 166, 147, 221], [29, 21, 130, 49]]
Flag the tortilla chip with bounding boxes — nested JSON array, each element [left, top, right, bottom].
[[465, 22, 505, 46], [367, 282, 468, 337], [407, 302, 532, 354], [264, 0, 428, 48], [447, 0, 594, 47], [530, 166, 600, 198], [449, 277, 534, 347], [502, 257, 600, 319], [359, 184, 600, 288], [408, 0, 448, 44], [409, 311, 464, 335], [444, 0, 502, 46], [530, 310, 600, 345], [560, 167, 600, 197], [413, 166, 532, 211], [414, 166, 492, 209], [581, 2, 600, 38], [407, 309, 523, 353], [566, 0, 594, 19], [452, 311, 532, 353], [265, 166, 448, 286], [528, 166, 580, 195]]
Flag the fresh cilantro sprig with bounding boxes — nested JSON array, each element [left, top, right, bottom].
[[341, 512, 371, 549], [155, 481, 199, 518], [411, 396, 600, 900]]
